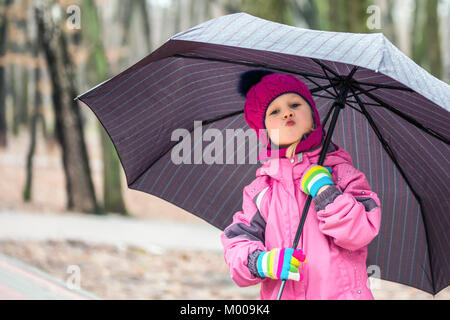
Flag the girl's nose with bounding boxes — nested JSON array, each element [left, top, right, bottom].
[[283, 111, 294, 119]]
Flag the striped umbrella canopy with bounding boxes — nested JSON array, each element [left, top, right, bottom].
[[76, 12, 450, 295]]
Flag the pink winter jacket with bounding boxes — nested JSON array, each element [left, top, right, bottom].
[[221, 141, 381, 300]]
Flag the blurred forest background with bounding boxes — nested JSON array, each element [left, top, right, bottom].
[[0, 0, 448, 219], [0, 0, 449, 300]]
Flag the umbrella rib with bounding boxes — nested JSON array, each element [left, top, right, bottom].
[[172, 53, 339, 100], [353, 80, 414, 92], [311, 93, 338, 100], [312, 58, 414, 93], [311, 58, 341, 78], [347, 99, 381, 107], [350, 86, 436, 293], [354, 85, 449, 145], [347, 86, 378, 100], [350, 86, 421, 201], [322, 101, 363, 129], [301, 75, 337, 98], [346, 87, 384, 108], [310, 83, 337, 93], [309, 59, 339, 96], [312, 57, 414, 93], [321, 104, 334, 128], [172, 54, 331, 80], [344, 101, 365, 114], [317, 63, 339, 97]]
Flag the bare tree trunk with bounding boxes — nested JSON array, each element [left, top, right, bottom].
[[0, 0, 13, 148], [23, 78, 39, 201], [138, 0, 152, 52], [291, 0, 320, 29], [9, 0, 31, 134], [315, 0, 332, 31], [34, 0, 100, 214], [19, 66, 29, 126], [328, 0, 344, 31], [241, 0, 294, 25], [347, 0, 368, 33], [174, 0, 182, 33], [425, 0, 441, 79], [204, 0, 214, 20], [411, 0, 426, 65], [82, 0, 127, 215], [328, 0, 368, 33], [222, 0, 241, 14], [189, 0, 198, 26], [23, 6, 44, 202], [383, 0, 397, 44], [18, 0, 30, 128], [118, 0, 132, 45], [411, 0, 442, 78], [10, 64, 19, 136]]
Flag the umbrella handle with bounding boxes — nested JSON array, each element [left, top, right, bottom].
[[276, 100, 345, 300]]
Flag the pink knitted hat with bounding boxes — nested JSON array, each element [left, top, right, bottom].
[[239, 70, 324, 160]]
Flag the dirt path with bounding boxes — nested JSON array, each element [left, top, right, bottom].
[[0, 210, 223, 252]]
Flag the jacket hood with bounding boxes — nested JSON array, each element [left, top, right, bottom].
[[256, 135, 353, 182]]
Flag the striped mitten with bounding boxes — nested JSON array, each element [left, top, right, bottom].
[[256, 248, 306, 281], [300, 164, 334, 198]]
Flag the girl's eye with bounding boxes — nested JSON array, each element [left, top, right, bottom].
[[270, 104, 300, 115]]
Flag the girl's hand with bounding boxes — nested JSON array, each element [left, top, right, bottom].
[[300, 164, 334, 198], [256, 248, 306, 281]]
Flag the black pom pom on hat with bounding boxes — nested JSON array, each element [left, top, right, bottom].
[[238, 69, 274, 97]]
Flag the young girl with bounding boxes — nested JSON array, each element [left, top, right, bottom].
[[221, 70, 382, 300]]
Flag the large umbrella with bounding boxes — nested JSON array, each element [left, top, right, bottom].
[[76, 12, 450, 296]]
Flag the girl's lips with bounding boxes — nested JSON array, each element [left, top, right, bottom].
[[286, 120, 295, 126]]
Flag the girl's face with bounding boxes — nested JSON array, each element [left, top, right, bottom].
[[264, 93, 314, 148]]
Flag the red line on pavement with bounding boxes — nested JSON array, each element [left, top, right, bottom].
[[0, 282, 29, 300], [0, 258, 88, 300]]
